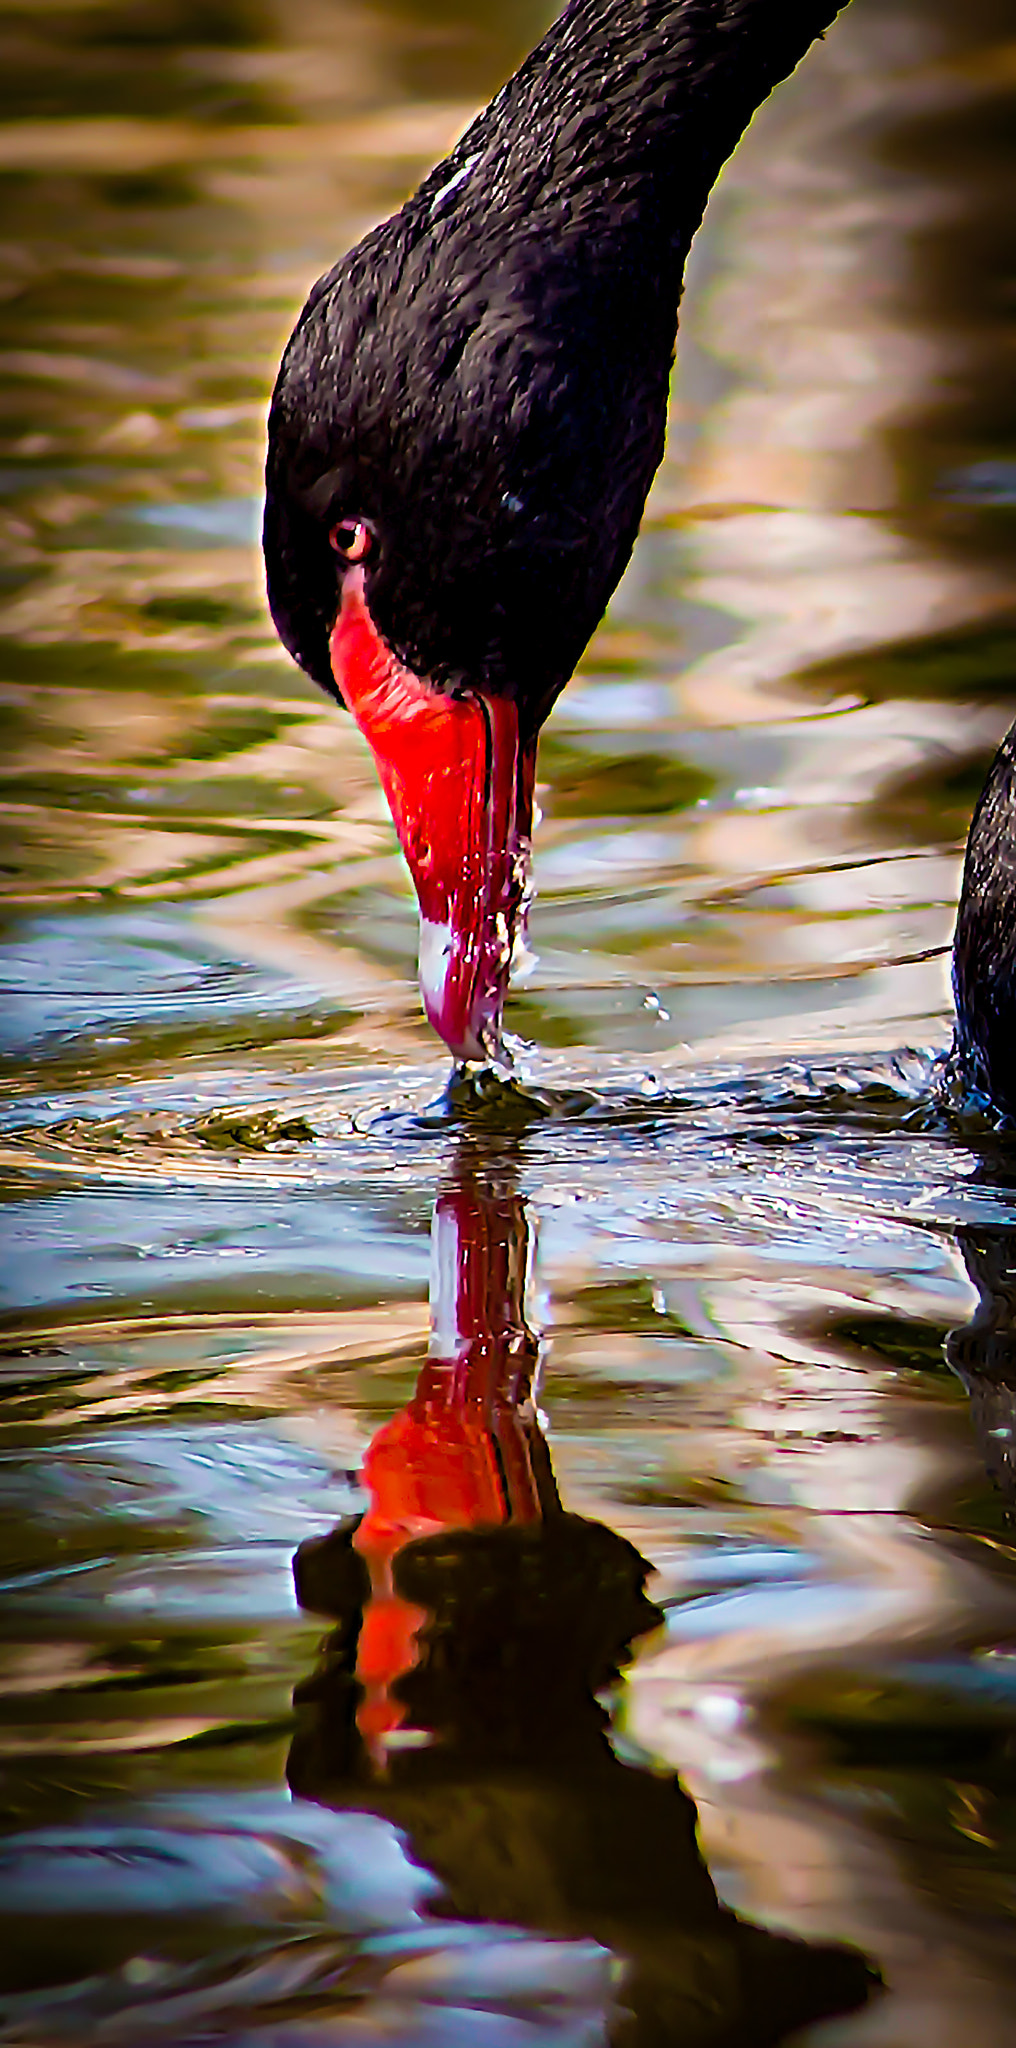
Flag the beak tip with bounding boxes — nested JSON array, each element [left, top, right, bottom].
[[418, 916, 502, 1064]]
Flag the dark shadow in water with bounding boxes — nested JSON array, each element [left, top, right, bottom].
[[290, 1144, 879, 2046], [949, 1185, 1016, 1512]]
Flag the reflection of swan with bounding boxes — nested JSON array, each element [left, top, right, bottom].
[[290, 1150, 877, 2044]]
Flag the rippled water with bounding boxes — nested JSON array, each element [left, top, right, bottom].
[[3, 0, 1016, 2040]]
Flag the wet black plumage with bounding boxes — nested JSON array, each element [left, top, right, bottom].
[[952, 719, 1016, 1121], [264, 0, 845, 737]]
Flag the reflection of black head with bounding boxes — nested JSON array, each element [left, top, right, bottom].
[[395, 1514, 661, 1762], [290, 1509, 659, 1787], [948, 1224, 1016, 1506], [290, 1512, 877, 2047]]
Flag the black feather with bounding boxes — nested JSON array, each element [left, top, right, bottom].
[[264, 0, 846, 734], [952, 718, 1016, 1120]]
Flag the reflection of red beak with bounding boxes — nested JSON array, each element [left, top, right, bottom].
[[350, 1171, 548, 1766], [330, 571, 536, 1062]]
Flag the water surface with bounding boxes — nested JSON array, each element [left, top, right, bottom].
[[2, 0, 1016, 2040]]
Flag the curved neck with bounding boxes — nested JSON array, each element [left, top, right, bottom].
[[441, 0, 846, 248]]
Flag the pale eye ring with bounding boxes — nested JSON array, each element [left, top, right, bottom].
[[329, 516, 375, 564]]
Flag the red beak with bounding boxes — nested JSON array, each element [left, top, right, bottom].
[[329, 570, 535, 1062]]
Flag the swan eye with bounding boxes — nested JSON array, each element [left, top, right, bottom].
[[329, 517, 375, 564]]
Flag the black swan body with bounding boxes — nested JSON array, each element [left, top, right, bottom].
[[264, 0, 846, 1062], [952, 725, 1016, 1122]]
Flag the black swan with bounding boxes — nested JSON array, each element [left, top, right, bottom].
[[951, 728, 1016, 1122], [264, 0, 848, 1063]]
